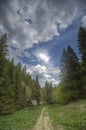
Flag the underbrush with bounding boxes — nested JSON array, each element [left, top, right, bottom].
[[47, 100, 86, 130], [0, 106, 42, 130]]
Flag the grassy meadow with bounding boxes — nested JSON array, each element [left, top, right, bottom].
[[0, 100, 86, 130], [48, 100, 86, 130], [0, 106, 42, 130]]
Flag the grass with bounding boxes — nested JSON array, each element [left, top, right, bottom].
[[47, 100, 86, 130], [0, 106, 42, 130]]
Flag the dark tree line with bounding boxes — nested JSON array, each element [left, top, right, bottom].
[[57, 27, 86, 104], [0, 33, 54, 116], [0, 34, 41, 115]]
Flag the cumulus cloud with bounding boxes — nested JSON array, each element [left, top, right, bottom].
[[81, 15, 86, 27], [0, 0, 86, 49], [34, 49, 51, 64], [38, 52, 50, 63], [27, 64, 61, 87], [27, 64, 47, 75]]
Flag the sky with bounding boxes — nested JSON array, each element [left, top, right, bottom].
[[0, 0, 86, 87]]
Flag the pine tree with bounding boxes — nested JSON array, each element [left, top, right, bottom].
[[78, 27, 86, 97], [14, 66, 22, 110], [0, 33, 8, 78], [0, 34, 13, 115], [35, 75, 41, 104], [0, 33, 42, 115], [60, 48, 67, 83], [60, 46, 81, 101], [31, 76, 41, 104], [78, 27, 86, 64], [44, 81, 53, 104]]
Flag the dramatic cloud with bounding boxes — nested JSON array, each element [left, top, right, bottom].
[[0, 0, 86, 86], [0, 0, 86, 49]]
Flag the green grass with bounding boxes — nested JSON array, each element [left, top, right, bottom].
[[47, 100, 86, 130], [0, 106, 42, 130]]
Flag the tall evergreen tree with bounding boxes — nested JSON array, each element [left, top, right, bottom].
[[14, 66, 22, 110], [60, 46, 81, 101], [31, 76, 41, 104], [60, 48, 67, 83], [78, 27, 86, 63], [44, 81, 53, 104], [0, 33, 8, 78], [78, 27, 86, 97], [0, 33, 42, 115], [0, 34, 12, 115], [35, 75, 41, 104]]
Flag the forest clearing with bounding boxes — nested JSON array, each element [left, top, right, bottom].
[[0, 27, 86, 130], [0, 100, 86, 130], [0, 1, 86, 130]]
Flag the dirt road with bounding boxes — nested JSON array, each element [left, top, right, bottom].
[[32, 107, 53, 130]]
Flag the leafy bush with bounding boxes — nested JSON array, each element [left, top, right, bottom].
[[53, 86, 71, 104]]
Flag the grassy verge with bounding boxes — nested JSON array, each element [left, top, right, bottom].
[[47, 100, 86, 130], [0, 106, 42, 130]]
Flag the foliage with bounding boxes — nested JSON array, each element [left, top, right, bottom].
[[48, 100, 86, 130], [0, 34, 41, 115], [0, 26, 86, 115], [53, 85, 71, 104], [43, 81, 53, 104], [78, 27, 86, 62], [54, 27, 86, 104], [78, 27, 86, 97], [31, 76, 41, 104], [0, 106, 42, 130], [58, 45, 82, 103]]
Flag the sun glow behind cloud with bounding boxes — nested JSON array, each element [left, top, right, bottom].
[[38, 52, 50, 63]]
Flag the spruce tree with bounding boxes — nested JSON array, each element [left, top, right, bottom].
[[60, 46, 81, 101], [78, 27, 86, 97], [14, 66, 22, 110], [78, 27, 86, 63], [0, 34, 12, 115], [0, 33, 8, 78], [60, 48, 67, 83], [35, 75, 41, 104], [44, 81, 53, 104], [31, 76, 41, 104]]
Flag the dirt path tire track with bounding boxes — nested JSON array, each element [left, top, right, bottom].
[[32, 107, 53, 130]]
